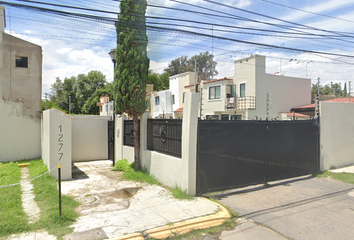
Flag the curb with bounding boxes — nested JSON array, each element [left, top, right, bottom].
[[109, 198, 231, 240]]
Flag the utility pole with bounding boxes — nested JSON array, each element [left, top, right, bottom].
[[200, 88, 203, 119], [211, 25, 214, 80], [266, 93, 271, 121], [194, 58, 198, 93], [69, 96, 71, 114], [315, 77, 320, 119]]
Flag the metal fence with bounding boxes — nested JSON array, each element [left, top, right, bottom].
[[197, 119, 319, 194], [123, 120, 139, 147], [147, 119, 182, 158]]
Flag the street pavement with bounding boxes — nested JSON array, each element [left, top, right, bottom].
[[212, 170, 354, 240]]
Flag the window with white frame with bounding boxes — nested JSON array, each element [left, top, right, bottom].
[[172, 95, 175, 105], [182, 92, 186, 103], [155, 96, 160, 105], [209, 85, 221, 100]]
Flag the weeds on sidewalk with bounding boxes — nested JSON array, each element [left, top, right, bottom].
[[113, 159, 193, 200], [0, 159, 79, 240]]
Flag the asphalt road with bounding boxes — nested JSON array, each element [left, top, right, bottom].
[[213, 175, 354, 240]]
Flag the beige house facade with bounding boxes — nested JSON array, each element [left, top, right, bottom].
[[199, 55, 311, 120], [0, 6, 43, 162]]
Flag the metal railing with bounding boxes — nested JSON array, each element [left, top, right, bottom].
[[225, 96, 256, 110], [147, 119, 182, 158]]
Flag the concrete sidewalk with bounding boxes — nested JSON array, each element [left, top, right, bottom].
[[60, 160, 229, 240]]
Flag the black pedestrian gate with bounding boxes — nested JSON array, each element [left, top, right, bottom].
[[108, 120, 114, 165], [197, 120, 320, 194]]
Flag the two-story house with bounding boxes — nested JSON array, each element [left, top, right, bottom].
[[0, 6, 43, 161], [199, 55, 311, 120]]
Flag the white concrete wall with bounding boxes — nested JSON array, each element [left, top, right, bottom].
[[72, 115, 110, 162], [115, 93, 199, 195], [42, 109, 72, 180], [320, 102, 354, 170], [0, 88, 41, 162]]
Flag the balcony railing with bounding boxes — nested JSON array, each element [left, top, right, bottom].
[[225, 96, 256, 110]]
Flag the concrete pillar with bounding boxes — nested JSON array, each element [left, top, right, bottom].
[[181, 92, 199, 196], [140, 112, 151, 171], [115, 114, 126, 162], [42, 109, 72, 180]]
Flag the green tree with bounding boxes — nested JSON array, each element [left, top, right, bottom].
[[343, 82, 347, 97], [164, 55, 192, 76], [164, 51, 218, 81], [82, 83, 113, 115], [41, 99, 66, 112], [189, 51, 218, 81], [49, 71, 107, 114], [49, 76, 78, 113], [147, 70, 170, 91], [114, 0, 150, 170], [76, 71, 107, 111]]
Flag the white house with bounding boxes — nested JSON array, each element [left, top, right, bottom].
[[0, 6, 43, 162], [196, 55, 311, 120]]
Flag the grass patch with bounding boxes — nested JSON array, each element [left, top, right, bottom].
[[113, 159, 194, 200], [0, 159, 79, 240], [29, 160, 80, 239], [170, 185, 194, 200], [332, 172, 354, 184], [313, 170, 332, 178]]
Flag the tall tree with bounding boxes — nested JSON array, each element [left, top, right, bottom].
[[343, 82, 347, 97], [189, 51, 218, 81], [114, 0, 149, 170], [49, 71, 107, 114], [147, 70, 170, 91], [164, 51, 218, 80]]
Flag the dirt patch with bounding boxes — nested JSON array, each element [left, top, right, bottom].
[[20, 167, 40, 224]]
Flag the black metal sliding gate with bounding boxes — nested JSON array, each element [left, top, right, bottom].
[[197, 120, 320, 194]]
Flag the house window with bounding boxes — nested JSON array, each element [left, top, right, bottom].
[[209, 85, 221, 100], [172, 95, 175, 105], [100, 106, 102, 112], [155, 96, 160, 105], [182, 92, 186, 103], [110, 104, 113, 110], [15, 56, 28, 68], [227, 85, 236, 98], [240, 83, 246, 98]]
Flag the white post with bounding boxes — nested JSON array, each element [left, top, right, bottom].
[[115, 114, 125, 161], [181, 92, 199, 196]]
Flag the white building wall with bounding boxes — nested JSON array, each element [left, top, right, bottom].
[[151, 90, 173, 118], [320, 102, 354, 170], [170, 75, 180, 112]]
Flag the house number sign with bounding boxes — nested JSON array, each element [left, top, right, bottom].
[[58, 125, 63, 161]]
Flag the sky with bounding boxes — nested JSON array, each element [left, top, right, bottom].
[[2, 0, 354, 97]]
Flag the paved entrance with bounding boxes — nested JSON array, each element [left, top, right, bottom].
[[214, 175, 354, 240]]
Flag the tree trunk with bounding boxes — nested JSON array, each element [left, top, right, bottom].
[[133, 114, 140, 171]]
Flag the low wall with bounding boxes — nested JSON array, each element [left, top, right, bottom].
[[115, 93, 199, 195], [72, 116, 110, 162], [320, 102, 354, 170]]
